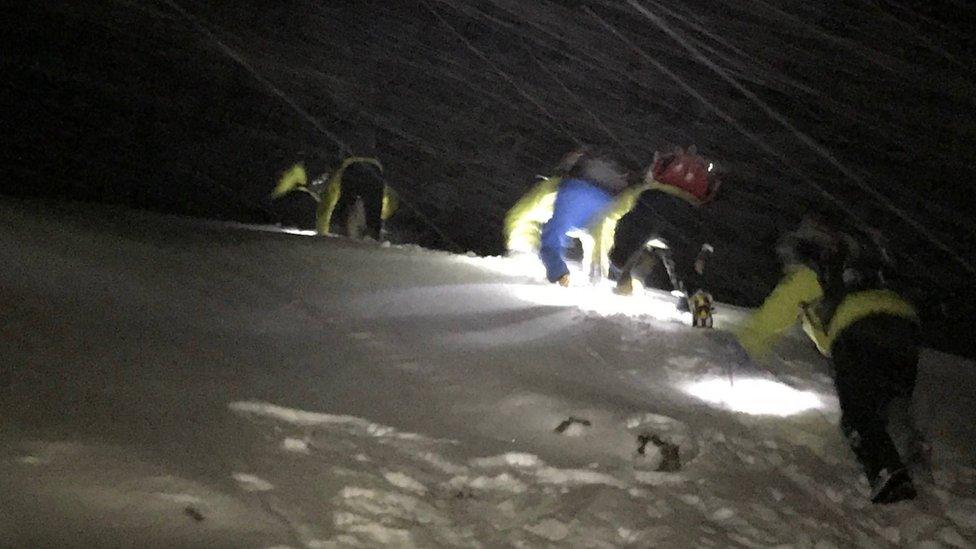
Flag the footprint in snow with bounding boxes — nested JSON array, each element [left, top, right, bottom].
[[550, 413, 690, 472]]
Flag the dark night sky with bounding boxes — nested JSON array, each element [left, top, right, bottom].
[[2, 0, 975, 356]]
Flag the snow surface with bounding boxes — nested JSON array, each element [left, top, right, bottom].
[[1, 198, 975, 548]]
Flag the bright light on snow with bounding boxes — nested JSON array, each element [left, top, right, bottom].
[[461, 253, 547, 279], [683, 378, 822, 416], [212, 221, 320, 236], [461, 256, 689, 322], [509, 282, 691, 323], [279, 227, 318, 236], [9, 201, 976, 546]]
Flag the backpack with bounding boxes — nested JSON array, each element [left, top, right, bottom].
[[560, 147, 630, 195], [779, 215, 901, 324]]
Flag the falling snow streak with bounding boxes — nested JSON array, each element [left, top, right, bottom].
[[6, 1, 976, 354]]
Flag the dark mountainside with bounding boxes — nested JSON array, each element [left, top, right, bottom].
[[3, 1, 975, 356]]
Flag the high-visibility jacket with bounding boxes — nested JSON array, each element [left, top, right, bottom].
[[315, 157, 384, 235], [273, 157, 396, 235], [588, 181, 652, 279], [503, 176, 561, 254], [737, 266, 918, 359], [503, 177, 650, 279]]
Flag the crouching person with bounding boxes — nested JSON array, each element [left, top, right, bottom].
[[538, 150, 635, 286], [737, 215, 929, 504], [273, 155, 395, 240]]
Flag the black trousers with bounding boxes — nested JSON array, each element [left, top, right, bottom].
[[332, 163, 384, 239], [830, 314, 920, 483], [616, 242, 702, 295]]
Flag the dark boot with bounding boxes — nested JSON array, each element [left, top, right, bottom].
[[870, 467, 916, 504], [614, 276, 634, 296], [886, 396, 933, 484]]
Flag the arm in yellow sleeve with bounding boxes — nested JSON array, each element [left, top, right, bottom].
[[272, 163, 308, 198], [503, 176, 560, 253], [588, 183, 652, 279], [736, 266, 824, 360], [381, 185, 398, 221]]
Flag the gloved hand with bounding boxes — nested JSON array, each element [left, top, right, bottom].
[[694, 243, 714, 274]]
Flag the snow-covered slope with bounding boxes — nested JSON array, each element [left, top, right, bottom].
[[1, 198, 975, 548]]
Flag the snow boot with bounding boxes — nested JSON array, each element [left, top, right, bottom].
[[613, 278, 634, 296], [870, 467, 916, 504], [886, 397, 934, 484]]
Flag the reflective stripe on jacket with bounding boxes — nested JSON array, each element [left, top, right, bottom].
[[644, 181, 704, 207], [737, 266, 918, 359]]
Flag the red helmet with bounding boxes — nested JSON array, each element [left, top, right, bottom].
[[650, 147, 716, 202]]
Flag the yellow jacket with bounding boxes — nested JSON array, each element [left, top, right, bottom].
[[503, 176, 561, 253], [503, 177, 651, 279], [316, 156, 385, 235], [737, 266, 918, 359], [274, 157, 395, 235], [588, 181, 653, 278]]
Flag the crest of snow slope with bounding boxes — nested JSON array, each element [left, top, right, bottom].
[[2, 206, 975, 548]]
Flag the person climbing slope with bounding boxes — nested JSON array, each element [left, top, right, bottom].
[[504, 147, 646, 285], [537, 149, 633, 286], [737, 214, 929, 504], [609, 146, 719, 312]]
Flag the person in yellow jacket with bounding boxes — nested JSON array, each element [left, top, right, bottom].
[[502, 148, 647, 285], [737, 215, 927, 504], [503, 175, 562, 255], [609, 147, 720, 310], [273, 157, 398, 239]]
